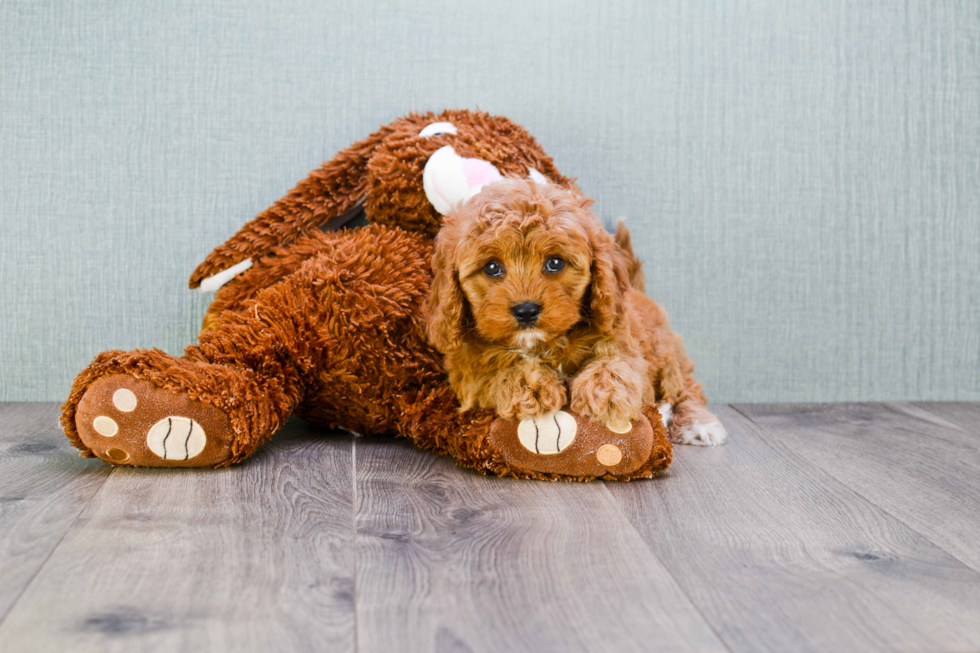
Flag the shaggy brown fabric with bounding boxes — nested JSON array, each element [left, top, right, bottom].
[[62, 109, 675, 481], [189, 109, 573, 288]]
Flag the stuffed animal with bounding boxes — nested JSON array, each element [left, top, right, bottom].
[[60, 110, 674, 481]]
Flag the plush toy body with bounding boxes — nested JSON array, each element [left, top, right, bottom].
[[61, 110, 676, 480]]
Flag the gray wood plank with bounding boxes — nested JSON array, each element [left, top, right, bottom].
[[738, 402, 980, 574], [0, 403, 110, 624], [608, 406, 980, 653], [911, 402, 980, 435], [353, 437, 728, 653], [0, 419, 356, 653]]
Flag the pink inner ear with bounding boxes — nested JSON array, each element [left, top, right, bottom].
[[463, 158, 502, 188]]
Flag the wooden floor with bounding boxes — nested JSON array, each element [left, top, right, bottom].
[[0, 403, 978, 652]]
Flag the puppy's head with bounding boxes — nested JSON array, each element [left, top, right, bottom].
[[426, 179, 630, 354]]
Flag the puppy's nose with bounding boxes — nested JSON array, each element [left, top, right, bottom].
[[512, 302, 542, 325]]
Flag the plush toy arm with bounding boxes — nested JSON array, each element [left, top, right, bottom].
[[197, 258, 254, 293], [189, 127, 388, 289]]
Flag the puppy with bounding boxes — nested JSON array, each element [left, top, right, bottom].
[[426, 179, 726, 446]]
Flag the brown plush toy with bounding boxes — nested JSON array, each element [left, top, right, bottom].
[[61, 110, 673, 481]]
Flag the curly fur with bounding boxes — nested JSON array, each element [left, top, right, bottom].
[[427, 180, 725, 442], [61, 108, 684, 481]]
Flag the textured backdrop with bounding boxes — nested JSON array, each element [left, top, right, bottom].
[[2, 0, 978, 403]]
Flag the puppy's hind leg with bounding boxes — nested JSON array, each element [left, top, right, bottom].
[[654, 344, 727, 446], [668, 400, 727, 446]]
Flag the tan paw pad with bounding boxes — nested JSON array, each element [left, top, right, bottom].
[[112, 388, 138, 412], [606, 419, 633, 434], [92, 416, 118, 437], [596, 444, 623, 467], [106, 448, 130, 462]]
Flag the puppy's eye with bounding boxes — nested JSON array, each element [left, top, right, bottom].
[[543, 256, 565, 274], [483, 260, 504, 278]]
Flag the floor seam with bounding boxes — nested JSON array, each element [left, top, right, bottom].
[[729, 402, 980, 576], [0, 463, 115, 630], [599, 477, 736, 653], [885, 402, 978, 443], [351, 436, 360, 653]]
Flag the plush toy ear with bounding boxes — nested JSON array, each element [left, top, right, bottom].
[[588, 228, 633, 338], [425, 226, 467, 355], [190, 126, 390, 290]]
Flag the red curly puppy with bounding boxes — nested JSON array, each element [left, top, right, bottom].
[[426, 179, 727, 446]]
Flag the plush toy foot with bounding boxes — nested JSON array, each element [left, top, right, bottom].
[[487, 405, 671, 481], [74, 374, 236, 467]]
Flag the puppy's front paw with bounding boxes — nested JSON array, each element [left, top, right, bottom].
[[494, 369, 567, 421], [570, 359, 643, 432]]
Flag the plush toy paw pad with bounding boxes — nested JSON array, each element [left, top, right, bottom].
[[596, 443, 623, 466], [146, 417, 207, 460], [112, 388, 138, 412], [606, 419, 633, 434], [92, 415, 119, 437], [516, 411, 577, 454], [105, 448, 130, 462], [75, 375, 235, 467]]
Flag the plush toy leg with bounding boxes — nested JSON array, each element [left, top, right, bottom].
[[63, 291, 313, 467], [63, 350, 298, 468], [64, 225, 438, 467]]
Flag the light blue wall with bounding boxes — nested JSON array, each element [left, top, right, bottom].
[[2, 0, 978, 403]]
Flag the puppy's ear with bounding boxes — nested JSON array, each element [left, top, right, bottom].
[[588, 228, 633, 338], [426, 223, 467, 354], [614, 221, 645, 293]]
